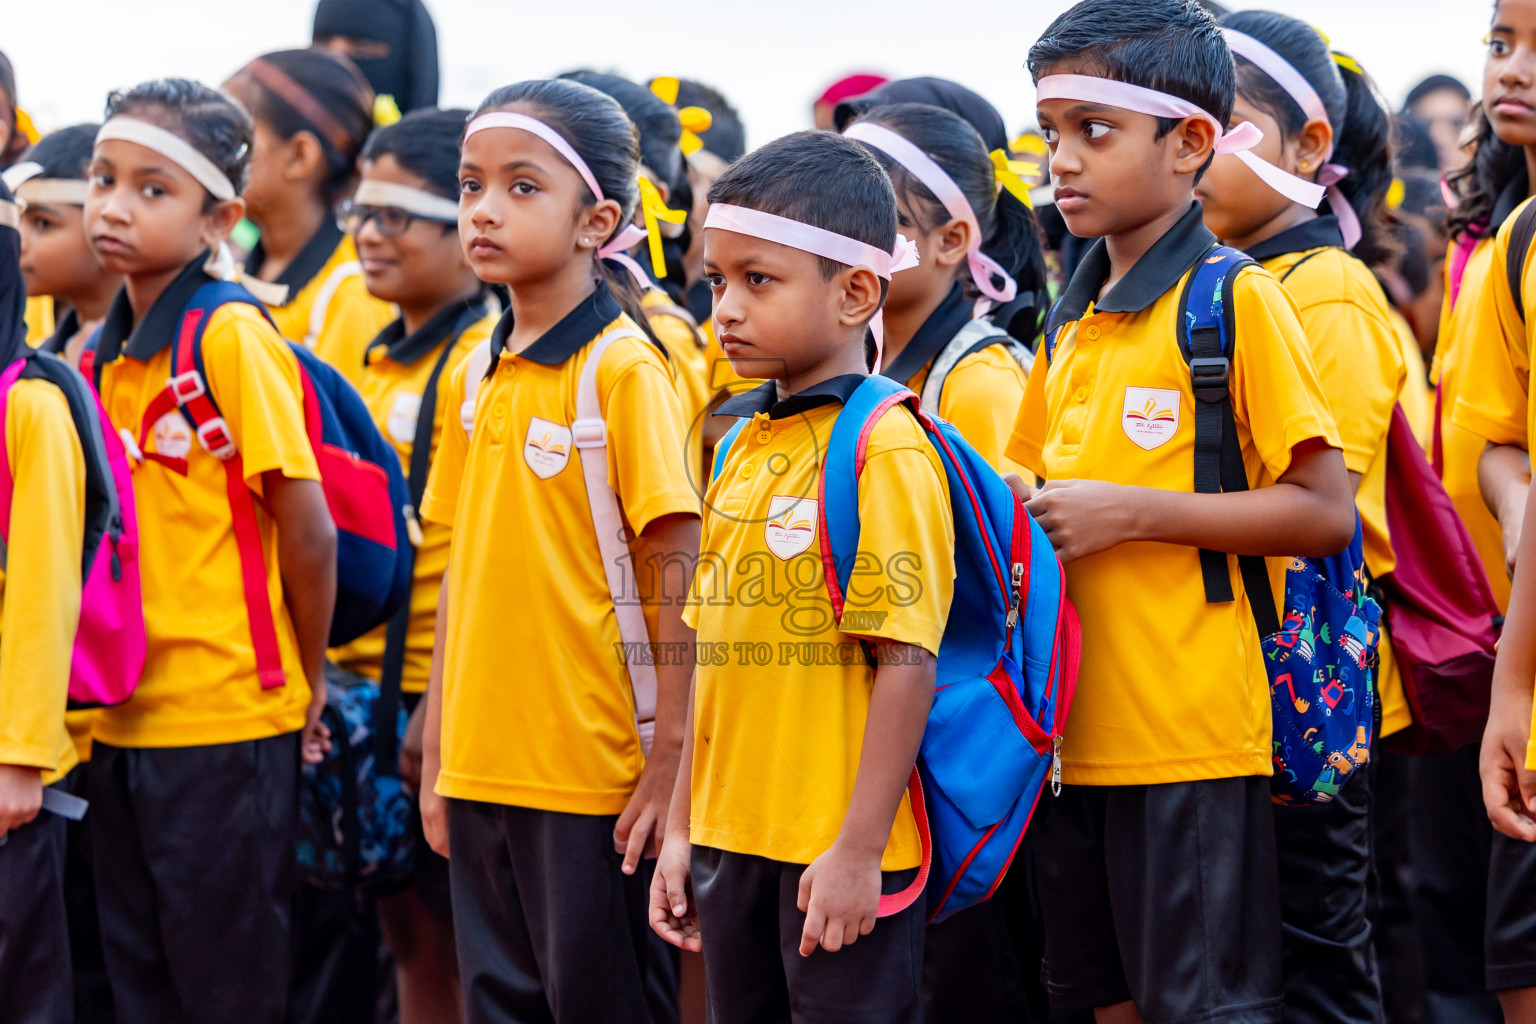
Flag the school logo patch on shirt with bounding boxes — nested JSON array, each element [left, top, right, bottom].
[[1121, 387, 1180, 451], [386, 392, 421, 445], [765, 495, 817, 560], [151, 411, 193, 460], [523, 416, 572, 479]]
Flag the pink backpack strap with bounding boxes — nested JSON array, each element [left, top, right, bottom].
[[0, 358, 32, 541], [1447, 232, 1477, 310]]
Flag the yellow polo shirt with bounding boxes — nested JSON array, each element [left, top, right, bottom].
[[1250, 224, 1410, 736], [641, 288, 712, 486], [422, 283, 698, 814], [94, 260, 319, 748], [684, 375, 954, 868], [24, 296, 53, 347], [331, 298, 497, 693], [0, 377, 84, 785], [247, 223, 394, 388], [1007, 205, 1341, 786]]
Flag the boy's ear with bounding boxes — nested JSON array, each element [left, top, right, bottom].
[[202, 197, 247, 247], [577, 197, 623, 254], [1172, 115, 1218, 176], [837, 265, 884, 330]]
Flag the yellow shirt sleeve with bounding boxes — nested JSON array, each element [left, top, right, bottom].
[[0, 380, 85, 780], [938, 345, 1030, 478], [421, 354, 472, 528], [201, 306, 321, 491], [600, 343, 702, 534], [841, 412, 956, 655], [1451, 215, 1531, 448], [1005, 342, 1051, 479], [1294, 297, 1401, 477], [1230, 269, 1342, 480], [311, 278, 397, 390]]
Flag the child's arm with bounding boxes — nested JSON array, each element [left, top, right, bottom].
[[1483, 474, 1536, 841], [1013, 437, 1354, 563], [797, 642, 934, 957], [614, 512, 701, 875], [264, 472, 337, 764], [650, 673, 701, 951], [420, 570, 450, 857], [1479, 442, 1531, 578]]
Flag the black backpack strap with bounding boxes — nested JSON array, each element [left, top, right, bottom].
[[1279, 249, 1328, 284], [1508, 200, 1536, 323], [1178, 245, 1281, 638]]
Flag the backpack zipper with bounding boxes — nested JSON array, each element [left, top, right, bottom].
[[109, 513, 123, 582], [1004, 561, 1024, 629], [1051, 735, 1063, 796]]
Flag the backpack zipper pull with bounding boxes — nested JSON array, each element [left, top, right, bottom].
[[1051, 735, 1063, 797], [403, 504, 424, 548], [1005, 562, 1025, 630], [109, 514, 123, 582]]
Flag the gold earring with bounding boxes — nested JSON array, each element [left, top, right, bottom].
[[1300, 161, 1310, 170]]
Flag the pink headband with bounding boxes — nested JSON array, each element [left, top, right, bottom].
[[844, 121, 1017, 314], [1221, 28, 1361, 249], [703, 202, 920, 371], [464, 110, 648, 262], [1036, 74, 1263, 155]]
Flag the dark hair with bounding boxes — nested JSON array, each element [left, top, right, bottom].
[[835, 77, 1010, 154], [0, 50, 25, 169], [1404, 73, 1471, 111], [105, 79, 254, 207], [1028, 0, 1234, 169], [1393, 114, 1440, 173], [558, 70, 694, 301], [360, 106, 469, 198], [851, 103, 1045, 307], [470, 79, 663, 348], [22, 123, 100, 181], [1221, 11, 1397, 265], [672, 79, 745, 162], [234, 49, 374, 203]]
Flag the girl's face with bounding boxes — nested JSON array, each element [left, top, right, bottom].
[[1197, 93, 1307, 243], [1486, 0, 1536, 148], [354, 154, 471, 307], [457, 104, 622, 287], [84, 136, 240, 279], [16, 192, 103, 299], [881, 186, 970, 318], [222, 77, 322, 229]]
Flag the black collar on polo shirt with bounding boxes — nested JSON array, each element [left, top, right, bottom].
[[245, 218, 345, 298], [95, 253, 213, 365], [487, 281, 624, 365], [38, 306, 79, 356], [1243, 215, 1345, 263], [716, 373, 865, 420], [366, 290, 493, 369], [880, 283, 972, 384], [1046, 202, 1216, 334]]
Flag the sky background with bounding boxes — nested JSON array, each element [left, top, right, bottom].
[[6, 0, 1496, 146]]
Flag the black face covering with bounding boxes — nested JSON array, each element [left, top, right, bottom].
[[311, 0, 439, 113], [834, 77, 1011, 155], [0, 179, 27, 367]]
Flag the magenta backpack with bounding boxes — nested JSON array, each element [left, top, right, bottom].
[[0, 351, 144, 708]]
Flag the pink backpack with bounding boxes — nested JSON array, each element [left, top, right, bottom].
[[0, 352, 144, 708]]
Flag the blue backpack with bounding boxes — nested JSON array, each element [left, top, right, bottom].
[[105, 279, 413, 689], [713, 375, 1080, 923], [1170, 246, 1381, 804]]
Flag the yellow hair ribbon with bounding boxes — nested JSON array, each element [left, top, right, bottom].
[[14, 107, 38, 146], [678, 106, 713, 156], [1332, 51, 1363, 76], [990, 149, 1034, 209], [1011, 132, 1049, 158], [1387, 177, 1406, 210], [650, 76, 681, 107], [374, 94, 402, 128], [638, 176, 686, 278]]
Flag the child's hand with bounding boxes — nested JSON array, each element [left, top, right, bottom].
[[0, 764, 43, 840], [796, 840, 882, 956], [649, 833, 701, 952], [1002, 473, 1035, 504], [420, 783, 450, 858], [399, 699, 427, 794], [614, 752, 677, 876], [300, 685, 332, 766], [1482, 674, 1536, 841], [1025, 479, 1139, 562]]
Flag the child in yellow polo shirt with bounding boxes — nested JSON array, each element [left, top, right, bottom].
[[0, 179, 87, 1024], [1008, 3, 1355, 1021], [84, 79, 337, 1024], [648, 131, 956, 1024], [1193, 14, 1405, 1021], [223, 50, 394, 385], [417, 80, 700, 1021]]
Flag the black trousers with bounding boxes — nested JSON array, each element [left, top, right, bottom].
[[922, 893, 1033, 1024], [60, 764, 114, 1024], [0, 783, 71, 1024], [447, 798, 656, 1024], [1273, 765, 1382, 1024], [691, 844, 925, 1024], [89, 735, 299, 1024]]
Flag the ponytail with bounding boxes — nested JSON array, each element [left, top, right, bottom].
[[1330, 55, 1398, 267]]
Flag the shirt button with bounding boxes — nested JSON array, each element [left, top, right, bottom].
[[1073, 386, 1089, 403], [756, 429, 772, 444], [740, 462, 755, 479], [1084, 325, 1101, 340], [492, 403, 506, 419]]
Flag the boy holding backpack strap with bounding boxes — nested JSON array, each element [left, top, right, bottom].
[[1007, 3, 1357, 1020]]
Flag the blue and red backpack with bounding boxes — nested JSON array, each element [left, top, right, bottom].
[[713, 374, 1079, 923], [106, 279, 412, 689]]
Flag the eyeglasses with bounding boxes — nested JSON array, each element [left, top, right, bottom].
[[336, 199, 455, 238]]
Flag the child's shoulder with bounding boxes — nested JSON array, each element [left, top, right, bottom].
[[593, 314, 672, 379], [201, 300, 301, 373], [1270, 246, 1391, 319], [866, 399, 944, 466]]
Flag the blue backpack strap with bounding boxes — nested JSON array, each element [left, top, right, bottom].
[[1178, 245, 1279, 636], [821, 375, 912, 608], [711, 419, 748, 483]]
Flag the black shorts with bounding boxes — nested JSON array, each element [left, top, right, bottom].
[[1486, 826, 1536, 990], [1033, 776, 1283, 1024]]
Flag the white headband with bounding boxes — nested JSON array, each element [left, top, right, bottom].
[[95, 117, 236, 201], [0, 199, 17, 231], [352, 179, 459, 221], [3, 163, 90, 206]]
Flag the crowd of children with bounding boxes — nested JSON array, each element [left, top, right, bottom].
[[5, 1, 1536, 1023]]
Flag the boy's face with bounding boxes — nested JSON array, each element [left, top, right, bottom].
[[16, 192, 106, 300], [1486, 0, 1536, 150], [703, 227, 880, 384], [1036, 75, 1214, 238]]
